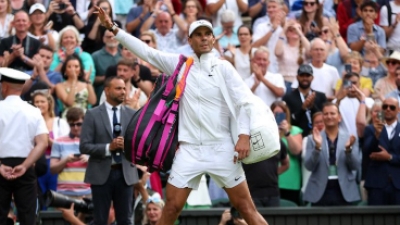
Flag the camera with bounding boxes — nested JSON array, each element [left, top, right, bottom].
[[45, 190, 94, 214], [58, 2, 67, 10], [230, 207, 241, 219]]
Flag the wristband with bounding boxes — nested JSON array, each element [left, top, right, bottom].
[[360, 100, 366, 104], [279, 36, 285, 41]]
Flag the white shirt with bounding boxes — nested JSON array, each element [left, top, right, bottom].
[[104, 102, 122, 161], [206, 0, 247, 27], [0, 96, 48, 158], [380, 2, 400, 51], [115, 30, 253, 145], [252, 21, 282, 73], [99, 85, 148, 107], [385, 121, 398, 140], [150, 29, 183, 53], [291, 63, 340, 97], [225, 48, 257, 80], [245, 71, 286, 107]]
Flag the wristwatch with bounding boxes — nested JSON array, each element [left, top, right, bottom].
[[108, 22, 119, 32]]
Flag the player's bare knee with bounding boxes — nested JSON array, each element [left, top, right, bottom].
[[163, 202, 183, 216]]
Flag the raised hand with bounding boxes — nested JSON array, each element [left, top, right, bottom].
[[345, 135, 356, 149], [94, 6, 113, 29], [312, 127, 322, 148]]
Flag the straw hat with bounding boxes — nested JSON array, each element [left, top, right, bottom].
[[383, 51, 400, 67]]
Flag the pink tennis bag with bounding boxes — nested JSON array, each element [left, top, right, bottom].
[[124, 55, 193, 172]]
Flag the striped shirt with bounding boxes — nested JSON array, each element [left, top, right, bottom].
[[51, 136, 91, 197]]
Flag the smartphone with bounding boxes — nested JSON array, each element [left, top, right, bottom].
[[377, 111, 385, 123], [230, 207, 241, 219], [343, 79, 352, 89], [59, 2, 66, 10], [366, 35, 376, 42], [345, 64, 352, 74], [73, 153, 81, 158], [275, 112, 286, 125]]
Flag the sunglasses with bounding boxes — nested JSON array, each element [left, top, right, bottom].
[[319, 29, 329, 35], [304, 1, 316, 6], [386, 60, 399, 65], [146, 197, 162, 204], [141, 39, 151, 44], [382, 104, 396, 111], [69, 122, 83, 127]]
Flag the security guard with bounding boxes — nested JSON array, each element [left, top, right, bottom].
[[0, 68, 48, 224]]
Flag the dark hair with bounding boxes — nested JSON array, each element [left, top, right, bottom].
[[61, 54, 85, 81], [396, 66, 400, 71], [117, 58, 136, 70], [39, 45, 54, 54], [360, 0, 378, 12], [66, 107, 85, 122], [344, 72, 360, 79], [299, 0, 323, 34], [238, 25, 253, 36], [104, 76, 124, 88], [322, 102, 340, 113]]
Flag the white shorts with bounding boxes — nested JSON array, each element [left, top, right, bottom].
[[168, 141, 245, 190]]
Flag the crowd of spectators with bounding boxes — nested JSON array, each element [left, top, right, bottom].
[[1, 0, 400, 223]]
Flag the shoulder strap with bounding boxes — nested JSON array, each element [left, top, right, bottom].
[[174, 57, 194, 101], [163, 55, 187, 97], [387, 1, 392, 26]]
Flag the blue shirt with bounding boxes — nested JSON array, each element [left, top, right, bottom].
[[326, 48, 345, 75], [347, 21, 386, 55], [126, 6, 155, 38], [248, 0, 266, 22], [26, 70, 63, 85], [213, 26, 240, 49]]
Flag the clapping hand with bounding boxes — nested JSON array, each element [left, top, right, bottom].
[[312, 127, 322, 149], [345, 135, 356, 149], [370, 146, 392, 161]]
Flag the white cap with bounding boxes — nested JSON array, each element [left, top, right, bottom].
[[0, 67, 31, 84], [188, 20, 213, 37], [29, 3, 46, 14]]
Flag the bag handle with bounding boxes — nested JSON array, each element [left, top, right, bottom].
[[163, 55, 187, 97]]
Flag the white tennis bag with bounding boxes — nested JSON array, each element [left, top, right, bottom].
[[242, 96, 281, 164]]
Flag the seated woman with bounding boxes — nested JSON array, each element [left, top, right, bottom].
[[144, 195, 164, 225], [296, 0, 326, 41], [0, 0, 13, 39], [50, 26, 96, 83], [28, 3, 58, 50], [55, 54, 96, 118]]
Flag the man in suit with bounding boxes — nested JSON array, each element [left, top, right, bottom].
[[364, 97, 400, 205], [80, 76, 139, 225], [283, 65, 327, 137], [304, 102, 361, 206]]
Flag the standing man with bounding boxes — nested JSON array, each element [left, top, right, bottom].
[[80, 76, 139, 225], [0, 68, 49, 224], [283, 65, 327, 137], [364, 97, 400, 205], [96, 7, 268, 225], [304, 103, 361, 206]]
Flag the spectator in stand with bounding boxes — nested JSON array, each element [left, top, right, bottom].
[[104, 46, 154, 97], [140, 10, 184, 53], [206, 0, 248, 27], [335, 51, 374, 97], [143, 196, 165, 225], [335, 72, 371, 137], [224, 25, 256, 80], [46, 0, 85, 32], [337, 0, 379, 41], [385, 66, 400, 100], [375, 51, 400, 100], [99, 58, 148, 109], [0, 11, 41, 71], [275, 20, 310, 92], [271, 101, 303, 205], [33, 92, 70, 202], [213, 10, 239, 49], [283, 64, 327, 138], [301, 112, 324, 198], [360, 50, 387, 86], [291, 38, 340, 101], [126, 0, 157, 38], [304, 102, 361, 206], [245, 47, 285, 106], [55, 54, 97, 118], [243, 139, 289, 207], [60, 203, 116, 225], [50, 107, 91, 197], [364, 97, 400, 205], [296, 0, 325, 41], [347, 1, 386, 56], [92, 30, 122, 104], [28, 3, 58, 51], [320, 18, 350, 75], [82, 0, 122, 54], [252, 0, 286, 73], [0, 0, 14, 39], [379, 0, 400, 54], [139, 31, 162, 77], [50, 26, 96, 83], [248, 0, 266, 23]]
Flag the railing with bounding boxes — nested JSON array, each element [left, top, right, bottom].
[[38, 206, 400, 225]]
